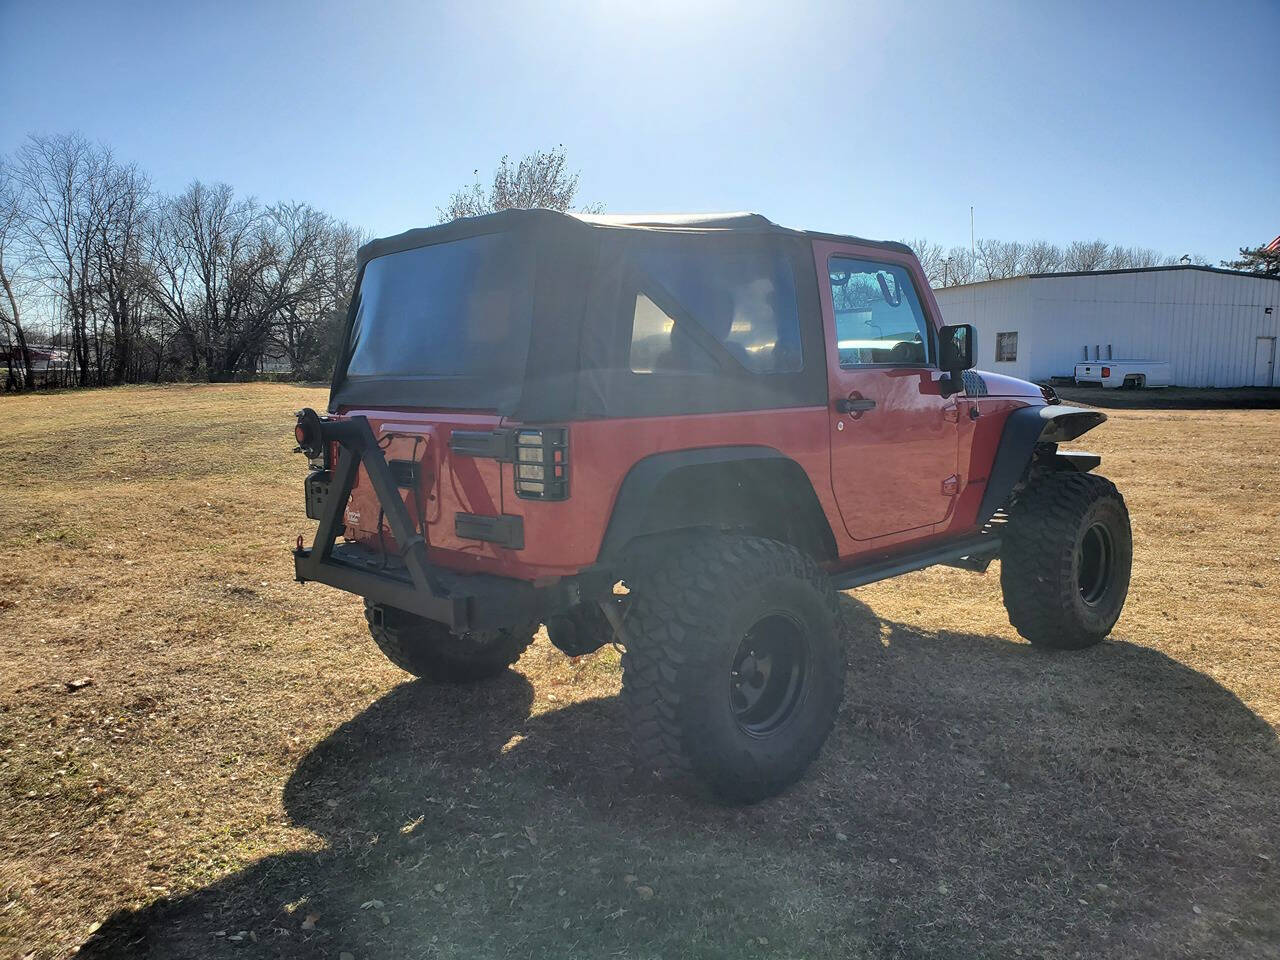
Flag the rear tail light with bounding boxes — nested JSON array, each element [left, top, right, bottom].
[[514, 428, 568, 500], [293, 408, 326, 460], [1101, 366, 1111, 378]]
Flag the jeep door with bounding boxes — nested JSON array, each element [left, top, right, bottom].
[[816, 241, 960, 541]]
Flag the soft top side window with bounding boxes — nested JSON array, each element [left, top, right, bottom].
[[627, 237, 803, 375], [828, 256, 933, 368]]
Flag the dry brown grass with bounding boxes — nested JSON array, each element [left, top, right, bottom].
[[1, 383, 1277, 959]]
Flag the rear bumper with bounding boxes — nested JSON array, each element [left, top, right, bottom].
[[294, 541, 588, 631], [292, 412, 605, 632]]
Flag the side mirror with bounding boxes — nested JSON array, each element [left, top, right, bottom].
[[938, 323, 977, 372]]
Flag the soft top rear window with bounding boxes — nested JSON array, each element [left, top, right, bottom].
[[344, 231, 534, 387]]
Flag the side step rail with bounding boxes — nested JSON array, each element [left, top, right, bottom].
[[830, 533, 1001, 591]]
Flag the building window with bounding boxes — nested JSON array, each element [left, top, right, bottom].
[[996, 331, 1018, 362]]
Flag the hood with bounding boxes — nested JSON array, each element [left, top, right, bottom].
[[965, 369, 1046, 399]]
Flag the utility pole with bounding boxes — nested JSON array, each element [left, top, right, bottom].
[[970, 205, 975, 258]]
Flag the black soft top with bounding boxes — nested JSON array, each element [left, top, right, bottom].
[[354, 209, 911, 270], [331, 210, 908, 421]]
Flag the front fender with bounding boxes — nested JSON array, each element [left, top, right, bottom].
[[977, 405, 1107, 523]]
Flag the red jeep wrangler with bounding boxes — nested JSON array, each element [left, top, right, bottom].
[[293, 211, 1131, 801]]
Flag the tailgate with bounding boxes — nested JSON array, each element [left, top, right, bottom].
[[339, 409, 510, 563]]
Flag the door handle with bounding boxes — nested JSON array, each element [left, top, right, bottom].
[[835, 397, 877, 414]]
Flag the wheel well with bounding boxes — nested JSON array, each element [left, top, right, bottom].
[[977, 405, 1109, 524], [598, 450, 838, 562]]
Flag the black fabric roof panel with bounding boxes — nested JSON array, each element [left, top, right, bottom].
[[355, 208, 912, 269]]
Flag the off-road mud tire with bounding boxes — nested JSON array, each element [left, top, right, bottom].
[[620, 533, 845, 803], [364, 601, 537, 682], [1000, 472, 1132, 650]]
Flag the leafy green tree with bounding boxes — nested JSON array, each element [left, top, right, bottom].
[[1221, 238, 1280, 277]]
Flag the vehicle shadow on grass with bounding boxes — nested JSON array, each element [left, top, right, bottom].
[[81, 596, 1280, 959]]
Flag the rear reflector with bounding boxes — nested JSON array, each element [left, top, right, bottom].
[[514, 428, 568, 500]]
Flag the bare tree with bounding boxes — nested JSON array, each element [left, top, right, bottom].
[[12, 133, 108, 385], [1138, 247, 1170, 268], [935, 237, 1198, 285], [1, 131, 411, 388], [5, 135, 163, 387], [905, 238, 946, 287], [1063, 239, 1111, 272], [1021, 240, 1063, 275], [0, 159, 36, 390], [269, 205, 363, 379], [89, 157, 152, 383], [147, 184, 360, 380], [438, 146, 601, 222], [974, 238, 998, 280], [941, 246, 977, 286], [976, 238, 1027, 280], [147, 181, 273, 378]]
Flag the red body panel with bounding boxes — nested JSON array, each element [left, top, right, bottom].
[[340, 409, 509, 572], [332, 240, 1047, 585], [813, 239, 961, 542], [503, 408, 838, 576]]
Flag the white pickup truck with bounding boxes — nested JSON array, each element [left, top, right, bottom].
[[1074, 360, 1171, 389]]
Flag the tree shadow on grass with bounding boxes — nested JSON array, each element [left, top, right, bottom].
[[81, 597, 1280, 959]]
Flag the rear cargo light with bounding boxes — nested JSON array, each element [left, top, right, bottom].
[[1101, 366, 1111, 378], [513, 428, 568, 500]]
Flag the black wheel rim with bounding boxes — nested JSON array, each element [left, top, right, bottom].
[[728, 614, 809, 737], [1078, 521, 1115, 605]]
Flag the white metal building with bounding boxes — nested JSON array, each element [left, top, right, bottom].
[[932, 266, 1280, 387]]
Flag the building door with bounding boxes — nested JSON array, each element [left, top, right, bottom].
[[1255, 337, 1276, 387], [816, 242, 960, 542]]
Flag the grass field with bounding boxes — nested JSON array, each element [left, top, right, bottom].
[[1, 384, 1278, 960]]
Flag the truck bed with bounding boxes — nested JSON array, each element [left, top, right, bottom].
[[1074, 360, 1171, 388]]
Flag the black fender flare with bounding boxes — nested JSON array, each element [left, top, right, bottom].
[[596, 445, 837, 561], [977, 405, 1107, 524]]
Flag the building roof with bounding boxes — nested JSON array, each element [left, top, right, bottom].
[[936, 263, 1280, 292]]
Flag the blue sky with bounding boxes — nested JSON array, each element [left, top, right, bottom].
[[3, 0, 1276, 262]]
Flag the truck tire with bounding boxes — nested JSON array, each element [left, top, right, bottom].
[[1000, 472, 1132, 650], [620, 533, 845, 803], [364, 601, 536, 682]]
